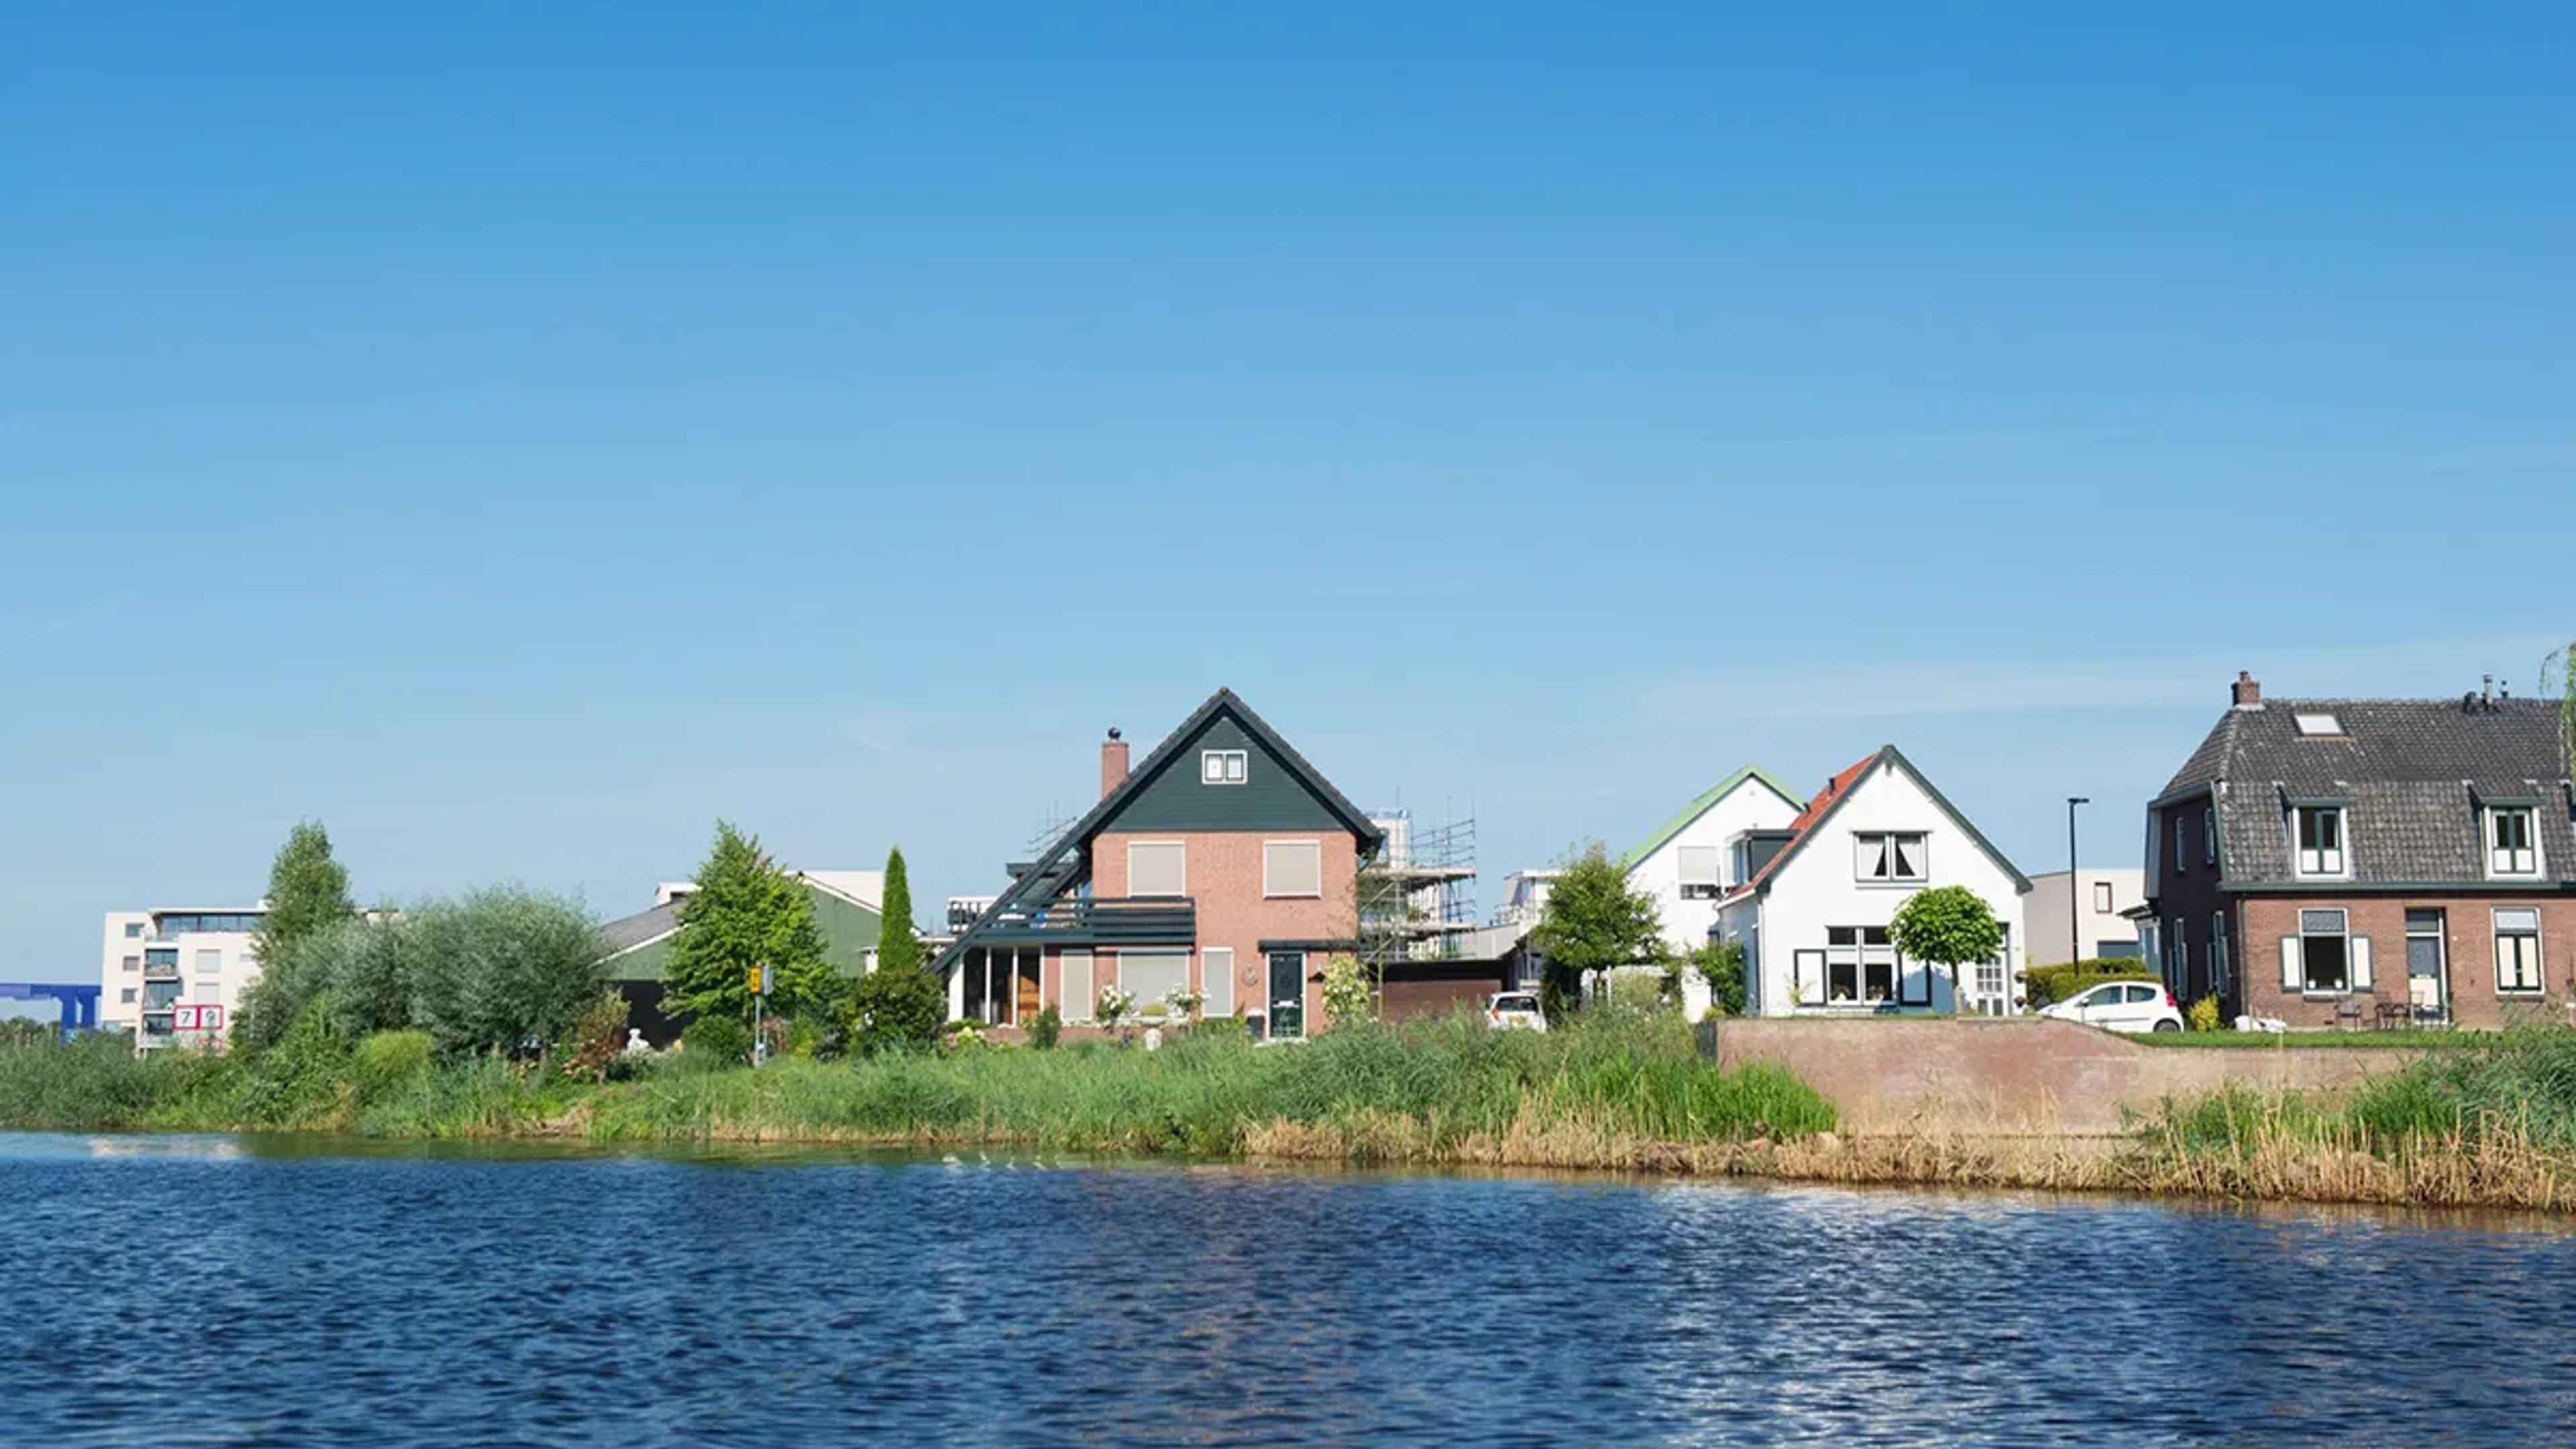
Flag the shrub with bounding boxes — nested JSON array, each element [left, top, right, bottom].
[[407, 888, 605, 1057], [1195, 1014, 1248, 1042], [560, 991, 632, 1083], [350, 1030, 434, 1101], [2187, 996, 2223, 1033], [1320, 954, 1374, 1026], [1029, 1006, 1062, 1051], [2026, 958, 2160, 1008], [681, 1016, 753, 1068], [1692, 941, 1748, 1018], [850, 965, 945, 1056]]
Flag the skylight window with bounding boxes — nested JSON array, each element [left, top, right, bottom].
[[2293, 712, 2344, 737]]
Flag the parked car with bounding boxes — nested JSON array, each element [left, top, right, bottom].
[[1486, 991, 1547, 1032], [2040, 979, 2184, 1034]]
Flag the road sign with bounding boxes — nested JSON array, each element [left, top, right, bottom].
[[172, 1004, 199, 1030], [170, 1004, 225, 1032], [747, 963, 773, 997]]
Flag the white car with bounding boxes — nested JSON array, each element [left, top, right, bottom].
[[1486, 991, 1547, 1032], [2041, 979, 2185, 1034]]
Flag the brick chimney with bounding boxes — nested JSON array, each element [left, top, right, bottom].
[[2231, 670, 2262, 709], [1100, 727, 1129, 800]]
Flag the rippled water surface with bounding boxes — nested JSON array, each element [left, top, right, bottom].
[[4, 1132, 2574, 1445]]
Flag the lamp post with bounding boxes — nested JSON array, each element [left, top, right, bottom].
[[2065, 798, 2090, 968]]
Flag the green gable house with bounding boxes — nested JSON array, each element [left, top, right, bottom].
[[596, 869, 886, 1044]]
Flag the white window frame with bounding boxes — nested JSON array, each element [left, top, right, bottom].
[[2204, 809, 2218, 865], [2174, 815, 2187, 874], [1201, 947, 1234, 1018], [1200, 749, 1248, 786], [1854, 832, 1929, 885], [2208, 912, 2229, 994], [2486, 807, 2541, 879], [1126, 840, 1188, 898], [2092, 881, 2114, 914], [2280, 907, 2370, 996], [2493, 908, 2544, 996], [193, 949, 222, 977], [1262, 839, 1323, 900], [2292, 806, 2347, 879], [1676, 845, 1723, 900]]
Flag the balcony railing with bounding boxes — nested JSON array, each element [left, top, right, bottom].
[[966, 896, 1197, 948]]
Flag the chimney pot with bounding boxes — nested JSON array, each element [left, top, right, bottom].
[[1100, 729, 1131, 800], [2231, 670, 2262, 708]]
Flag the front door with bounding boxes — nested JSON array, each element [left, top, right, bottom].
[[2405, 910, 2447, 1024], [1268, 951, 1305, 1040]]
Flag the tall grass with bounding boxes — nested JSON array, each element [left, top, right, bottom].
[[0, 1012, 1834, 1170]]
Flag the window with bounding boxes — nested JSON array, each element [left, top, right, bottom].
[[2294, 806, 2346, 877], [1824, 926, 1900, 1005], [2281, 908, 2371, 996], [1127, 841, 1187, 898], [2293, 712, 2344, 737], [1854, 833, 1927, 883], [1200, 749, 1248, 786], [1677, 846, 1723, 900], [2208, 913, 2229, 993], [2487, 808, 2538, 877], [1202, 947, 1234, 1017], [2204, 810, 2218, 865], [123, 922, 144, 938], [2174, 815, 2187, 873], [1792, 949, 1827, 1006], [1118, 949, 1190, 1008], [2092, 881, 2114, 914], [1263, 841, 1322, 898], [1060, 950, 1094, 1024], [2167, 918, 2186, 988], [121, 955, 140, 973], [2495, 908, 2544, 994], [195, 950, 221, 977], [119, 987, 136, 1004]]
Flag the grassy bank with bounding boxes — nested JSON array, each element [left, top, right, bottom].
[[0, 1012, 1837, 1168], [14, 1017, 2576, 1209]]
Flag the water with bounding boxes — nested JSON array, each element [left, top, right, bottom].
[[3, 1134, 2572, 1446]]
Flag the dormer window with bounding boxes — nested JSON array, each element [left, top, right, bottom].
[[2487, 806, 2538, 877], [1855, 832, 1927, 883], [1200, 749, 1247, 786], [2294, 805, 2346, 877]]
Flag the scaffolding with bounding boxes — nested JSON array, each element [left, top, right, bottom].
[[1358, 808, 1479, 969]]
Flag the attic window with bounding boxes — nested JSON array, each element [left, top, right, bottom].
[[1201, 749, 1247, 786], [2293, 713, 2344, 737]]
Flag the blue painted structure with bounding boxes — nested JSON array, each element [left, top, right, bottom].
[[0, 983, 101, 1040]]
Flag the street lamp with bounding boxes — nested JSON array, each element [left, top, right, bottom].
[[2065, 797, 2090, 968]]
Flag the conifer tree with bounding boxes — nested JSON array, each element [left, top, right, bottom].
[[663, 822, 834, 1022]]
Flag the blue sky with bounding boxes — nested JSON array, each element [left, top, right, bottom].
[[3, 3, 2572, 985]]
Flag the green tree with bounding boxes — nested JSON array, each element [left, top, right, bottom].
[[664, 822, 837, 1024], [849, 963, 945, 1055], [406, 888, 604, 1055], [252, 821, 356, 964], [1887, 885, 2006, 1008], [876, 846, 922, 975], [1529, 843, 1666, 1018]]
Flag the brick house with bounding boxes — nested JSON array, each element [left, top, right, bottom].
[[2141, 672, 2575, 1028], [933, 689, 1382, 1039]]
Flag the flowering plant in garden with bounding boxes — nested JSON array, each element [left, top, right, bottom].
[[1095, 987, 1136, 1032]]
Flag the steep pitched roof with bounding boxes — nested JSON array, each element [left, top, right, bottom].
[[932, 689, 1383, 976], [1720, 746, 2032, 904], [2162, 696, 2574, 886], [1617, 765, 1805, 873]]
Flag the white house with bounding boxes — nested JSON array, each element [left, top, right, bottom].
[[99, 905, 267, 1052], [1714, 746, 2031, 1017], [1621, 765, 1807, 957]]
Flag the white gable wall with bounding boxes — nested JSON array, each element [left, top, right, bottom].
[[1628, 779, 1803, 963], [1737, 758, 2027, 1017]]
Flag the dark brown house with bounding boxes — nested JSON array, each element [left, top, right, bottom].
[[2142, 672, 2574, 1028]]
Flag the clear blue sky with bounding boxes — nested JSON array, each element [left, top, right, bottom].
[[4, 3, 2572, 983]]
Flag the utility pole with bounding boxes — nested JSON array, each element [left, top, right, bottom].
[[2065, 798, 2090, 968]]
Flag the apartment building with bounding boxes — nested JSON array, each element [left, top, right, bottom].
[[99, 906, 266, 1051]]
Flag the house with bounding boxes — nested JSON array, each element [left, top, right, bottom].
[[933, 689, 1382, 1039], [2140, 672, 2574, 1028], [1713, 746, 2031, 1016], [597, 869, 888, 1044], [2023, 868, 2146, 967], [1620, 766, 1807, 995]]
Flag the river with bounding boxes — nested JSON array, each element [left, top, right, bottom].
[[3, 1132, 2571, 1445]]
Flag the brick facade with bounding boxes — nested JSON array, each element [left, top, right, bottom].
[[1085, 828, 1360, 1028], [2235, 894, 2576, 1029]]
